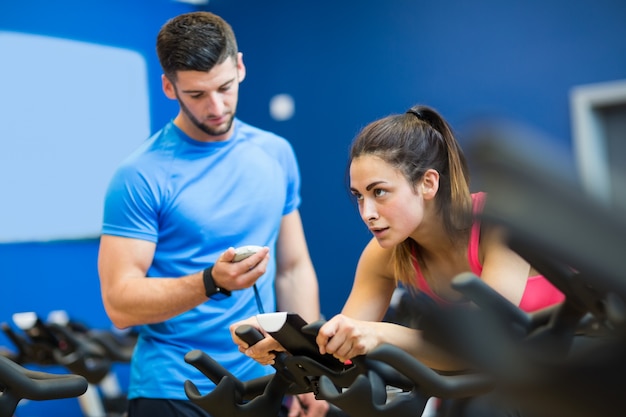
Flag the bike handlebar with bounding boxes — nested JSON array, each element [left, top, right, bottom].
[[0, 354, 87, 417]]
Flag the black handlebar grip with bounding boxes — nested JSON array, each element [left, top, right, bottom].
[[235, 325, 265, 346], [452, 272, 531, 331], [301, 320, 326, 337], [0, 355, 88, 402]]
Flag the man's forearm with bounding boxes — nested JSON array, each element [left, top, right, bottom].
[[275, 264, 321, 323], [103, 271, 207, 328]]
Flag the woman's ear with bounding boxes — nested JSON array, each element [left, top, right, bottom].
[[421, 169, 440, 199]]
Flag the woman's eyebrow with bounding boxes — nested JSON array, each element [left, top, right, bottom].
[[366, 181, 386, 191], [350, 180, 387, 193]]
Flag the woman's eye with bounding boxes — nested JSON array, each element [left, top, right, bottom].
[[374, 189, 387, 197]]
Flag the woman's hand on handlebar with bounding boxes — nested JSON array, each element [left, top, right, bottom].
[[316, 314, 381, 363]]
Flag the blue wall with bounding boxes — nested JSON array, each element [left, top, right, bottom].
[[1, 0, 626, 413]]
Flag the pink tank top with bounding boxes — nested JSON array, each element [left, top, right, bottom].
[[413, 192, 564, 312]]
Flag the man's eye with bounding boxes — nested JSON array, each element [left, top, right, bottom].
[[218, 82, 234, 92]]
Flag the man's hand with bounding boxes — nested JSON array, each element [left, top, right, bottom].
[[211, 246, 270, 291], [229, 317, 286, 366]]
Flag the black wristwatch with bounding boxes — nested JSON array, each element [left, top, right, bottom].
[[203, 266, 231, 300]]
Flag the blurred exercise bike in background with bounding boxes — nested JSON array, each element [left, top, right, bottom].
[[1, 310, 136, 417]]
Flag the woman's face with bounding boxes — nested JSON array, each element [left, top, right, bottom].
[[350, 155, 425, 248]]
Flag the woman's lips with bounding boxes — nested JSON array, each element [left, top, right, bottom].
[[370, 227, 389, 237]]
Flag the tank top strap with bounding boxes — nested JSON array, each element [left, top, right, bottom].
[[468, 192, 486, 275]]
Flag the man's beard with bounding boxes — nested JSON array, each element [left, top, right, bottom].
[[178, 96, 235, 137]]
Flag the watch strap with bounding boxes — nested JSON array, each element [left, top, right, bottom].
[[203, 266, 232, 299]]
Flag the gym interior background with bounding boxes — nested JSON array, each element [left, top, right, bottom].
[[1, 0, 625, 415]]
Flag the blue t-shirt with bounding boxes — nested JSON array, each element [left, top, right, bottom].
[[102, 119, 301, 399]]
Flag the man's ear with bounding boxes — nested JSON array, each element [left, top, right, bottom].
[[237, 52, 246, 83], [421, 169, 440, 199], [162, 74, 177, 100]]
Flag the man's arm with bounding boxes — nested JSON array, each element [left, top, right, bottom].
[[97, 234, 269, 329], [274, 210, 328, 417], [274, 210, 321, 323]]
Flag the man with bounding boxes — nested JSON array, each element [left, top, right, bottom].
[[98, 11, 327, 417]]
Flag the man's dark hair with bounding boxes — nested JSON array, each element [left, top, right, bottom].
[[156, 11, 238, 81]]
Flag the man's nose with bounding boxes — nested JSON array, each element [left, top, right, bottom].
[[207, 93, 225, 115]]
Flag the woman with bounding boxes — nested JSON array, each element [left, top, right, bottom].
[[234, 104, 564, 373], [313, 104, 564, 371]]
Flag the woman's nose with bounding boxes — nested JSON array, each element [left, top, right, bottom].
[[361, 200, 378, 224]]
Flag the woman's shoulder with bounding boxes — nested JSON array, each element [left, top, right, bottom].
[[357, 238, 395, 278]]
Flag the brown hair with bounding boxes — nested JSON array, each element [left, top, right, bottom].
[[156, 11, 239, 82]]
